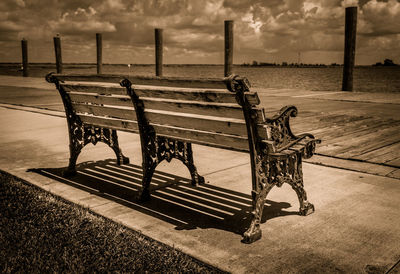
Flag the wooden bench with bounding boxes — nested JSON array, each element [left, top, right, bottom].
[[46, 72, 320, 243]]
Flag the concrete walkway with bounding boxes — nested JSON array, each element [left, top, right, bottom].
[[1, 76, 400, 273]]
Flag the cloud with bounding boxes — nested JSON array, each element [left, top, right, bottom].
[[0, 21, 23, 32], [359, 0, 400, 36], [0, 0, 399, 64], [343, 0, 359, 7], [0, 0, 25, 9], [50, 7, 116, 35]]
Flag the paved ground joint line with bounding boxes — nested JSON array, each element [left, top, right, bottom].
[[306, 161, 399, 180], [201, 162, 249, 177], [315, 153, 400, 169], [0, 102, 65, 117], [293, 91, 346, 98], [386, 259, 400, 273], [304, 97, 400, 105], [305, 155, 400, 180]]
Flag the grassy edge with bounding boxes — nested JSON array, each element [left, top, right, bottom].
[[0, 169, 228, 273]]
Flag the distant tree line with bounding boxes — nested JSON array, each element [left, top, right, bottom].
[[241, 58, 398, 67], [373, 59, 398, 66], [241, 61, 335, 67]]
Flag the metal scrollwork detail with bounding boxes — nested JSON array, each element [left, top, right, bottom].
[[243, 152, 273, 243], [243, 148, 315, 243], [120, 78, 131, 88], [65, 116, 128, 175], [142, 134, 190, 166], [265, 105, 299, 149], [225, 74, 251, 93], [267, 151, 313, 215], [141, 133, 205, 187], [302, 139, 318, 159], [139, 133, 205, 201], [157, 137, 184, 163], [45, 72, 56, 84]]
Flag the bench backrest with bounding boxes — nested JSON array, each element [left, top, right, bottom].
[[121, 75, 266, 152], [50, 74, 139, 133], [49, 73, 268, 152]]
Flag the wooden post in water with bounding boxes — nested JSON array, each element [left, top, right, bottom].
[[96, 33, 102, 74], [53, 35, 63, 74], [342, 6, 357, 91], [224, 20, 234, 77], [155, 28, 163, 77], [21, 39, 29, 77]]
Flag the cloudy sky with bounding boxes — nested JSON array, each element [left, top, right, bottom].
[[0, 0, 399, 65]]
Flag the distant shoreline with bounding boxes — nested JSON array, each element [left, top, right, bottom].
[[1, 62, 398, 68]]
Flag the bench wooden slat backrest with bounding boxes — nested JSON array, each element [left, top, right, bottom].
[[53, 74, 235, 89], [120, 76, 266, 152], [62, 82, 260, 105], [49, 74, 139, 133], [51, 73, 266, 152]]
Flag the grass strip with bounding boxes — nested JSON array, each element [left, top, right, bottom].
[[0, 171, 226, 273]]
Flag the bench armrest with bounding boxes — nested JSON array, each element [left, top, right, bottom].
[[264, 105, 318, 150]]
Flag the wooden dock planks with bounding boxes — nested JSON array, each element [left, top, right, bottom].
[[311, 116, 399, 167], [282, 109, 400, 168]]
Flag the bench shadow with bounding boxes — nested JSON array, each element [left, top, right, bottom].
[[28, 159, 299, 237]]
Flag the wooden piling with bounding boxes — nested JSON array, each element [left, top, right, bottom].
[[53, 35, 63, 74], [342, 6, 357, 91], [155, 28, 163, 77], [96, 33, 102, 74], [21, 39, 28, 77], [224, 20, 234, 77]]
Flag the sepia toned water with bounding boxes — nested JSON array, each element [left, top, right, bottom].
[[1, 64, 399, 92], [92, 65, 400, 92]]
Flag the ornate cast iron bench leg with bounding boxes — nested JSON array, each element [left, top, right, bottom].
[[173, 142, 205, 186], [242, 154, 274, 244], [109, 129, 130, 166], [64, 125, 129, 177], [139, 135, 205, 202], [286, 152, 314, 216], [243, 182, 274, 243], [242, 151, 315, 244], [140, 154, 157, 202]]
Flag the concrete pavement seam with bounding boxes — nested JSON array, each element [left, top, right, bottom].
[[0, 103, 65, 118]]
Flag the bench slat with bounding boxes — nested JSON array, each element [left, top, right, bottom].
[[73, 103, 136, 121], [62, 82, 126, 95], [62, 83, 260, 106], [142, 99, 265, 122], [128, 76, 229, 89], [148, 112, 267, 139], [134, 87, 260, 105], [53, 74, 230, 89], [151, 124, 250, 152], [78, 114, 139, 132], [53, 74, 122, 83], [68, 93, 132, 107], [146, 111, 248, 136]]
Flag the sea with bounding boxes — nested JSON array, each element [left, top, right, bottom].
[[1, 63, 399, 93]]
